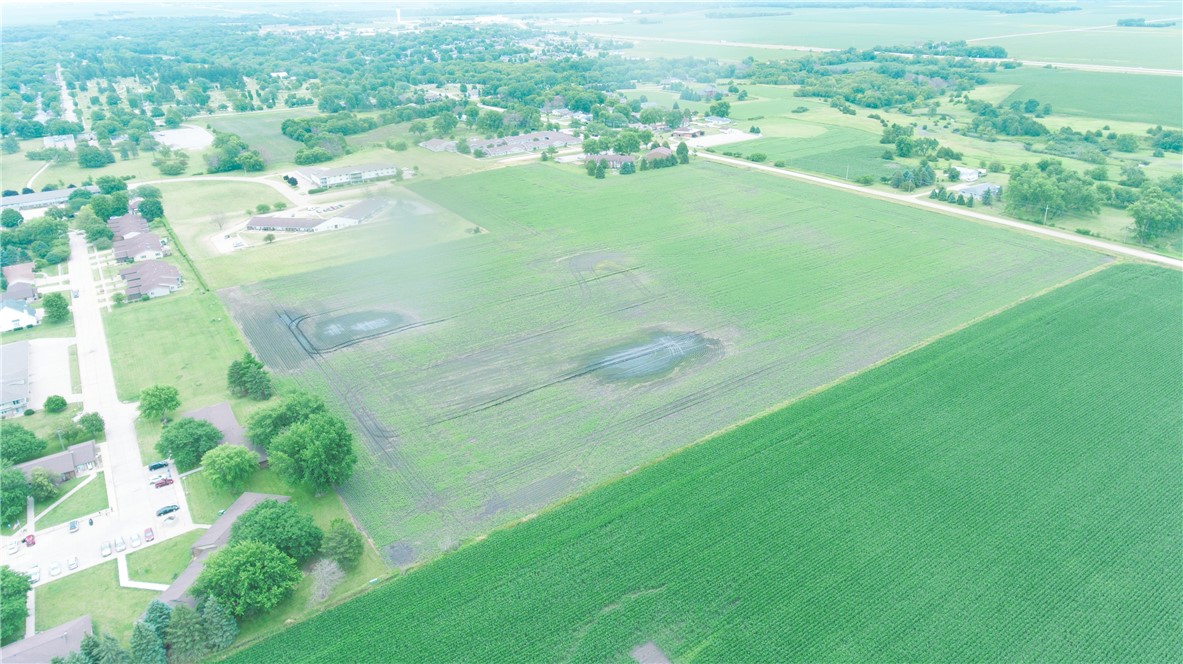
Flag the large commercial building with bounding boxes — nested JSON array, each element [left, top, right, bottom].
[[299, 163, 398, 188]]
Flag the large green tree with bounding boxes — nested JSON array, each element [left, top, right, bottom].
[[245, 392, 326, 451], [156, 418, 222, 471], [193, 541, 301, 618], [141, 600, 172, 641], [227, 353, 272, 401], [41, 292, 70, 324], [0, 424, 44, 464], [0, 565, 31, 644], [1129, 186, 1183, 242], [0, 468, 28, 527], [270, 413, 357, 494], [79, 413, 105, 439], [138, 385, 180, 420], [27, 468, 57, 503], [321, 518, 364, 569], [129, 620, 166, 664], [0, 209, 23, 229], [200, 445, 258, 491], [137, 198, 164, 221], [230, 499, 322, 564], [164, 604, 207, 663], [201, 596, 239, 651]]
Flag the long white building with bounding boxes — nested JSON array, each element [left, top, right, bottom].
[[299, 163, 398, 188]]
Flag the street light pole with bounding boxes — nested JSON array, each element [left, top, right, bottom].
[[55, 429, 65, 452]]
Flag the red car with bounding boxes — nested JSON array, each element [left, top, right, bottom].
[[153, 478, 174, 489], [144, 528, 155, 542], [23, 535, 35, 547]]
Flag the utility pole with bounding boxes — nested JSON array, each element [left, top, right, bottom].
[[1043, 204, 1050, 225]]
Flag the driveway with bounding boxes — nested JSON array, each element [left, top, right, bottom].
[[27, 338, 82, 407]]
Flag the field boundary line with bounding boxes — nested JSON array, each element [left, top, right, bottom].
[[426, 261, 1118, 559], [696, 153, 1183, 270]]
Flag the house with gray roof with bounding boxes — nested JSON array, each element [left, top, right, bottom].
[[0, 186, 99, 211], [1, 341, 30, 418], [119, 260, 182, 300], [3, 281, 38, 303], [15, 440, 97, 483], [113, 232, 166, 263], [0, 615, 93, 663], [182, 401, 267, 464], [107, 213, 150, 240], [2, 262, 35, 285]]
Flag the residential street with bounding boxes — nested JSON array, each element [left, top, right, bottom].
[[1, 234, 199, 599]]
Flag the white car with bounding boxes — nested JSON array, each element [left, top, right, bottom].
[[114, 537, 127, 552], [162, 515, 177, 527], [28, 565, 39, 583], [101, 541, 113, 557], [147, 474, 168, 484], [66, 556, 78, 570], [130, 533, 142, 549], [6, 541, 18, 555], [49, 562, 61, 577]]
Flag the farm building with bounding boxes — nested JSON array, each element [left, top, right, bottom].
[[469, 131, 581, 157], [15, 441, 97, 484], [959, 182, 1002, 201], [585, 154, 635, 169], [119, 259, 183, 300], [159, 493, 290, 608], [0, 186, 99, 211], [672, 128, 704, 138], [107, 213, 150, 240], [954, 166, 985, 182], [1, 341, 30, 418], [300, 163, 398, 188], [247, 199, 385, 233], [41, 134, 77, 151], [0, 300, 40, 333], [0, 616, 93, 663], [419, 138, 457, 152], [112, 232, 166, 263]]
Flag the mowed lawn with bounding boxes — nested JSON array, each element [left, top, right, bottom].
[[229, 263, 1183, 663], [37, 560, 156, 644], [224, 161, 1105, 561], [103, 287, 247, 404], [989, 67, 1183, 127]]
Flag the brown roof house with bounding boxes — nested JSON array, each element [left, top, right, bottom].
[[119, 260, 182, 300], [645, 146, 674, 161], [159, 493, 290, 608], [2, 262, 35, 285], [0, 615, 93, 663], [113, 232, 166, 263], [107, 213, 150, 240]]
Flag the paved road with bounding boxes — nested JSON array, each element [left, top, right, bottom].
[[696, 152, 1183, 270]]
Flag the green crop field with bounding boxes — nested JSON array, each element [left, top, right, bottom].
[[227, 263, 1183, 663], [736, 128, 896, 181], [988, 68, 1183, 127], [219, 161, 1104, 566]]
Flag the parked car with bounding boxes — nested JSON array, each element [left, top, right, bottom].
[[28, 566, 39, 583], [154, 478, 174, 489], [147, 474, 168, 484], [155, 505, 180, 517], [114, 537, 127, 552], [72, 290, 80, 299], [23, 535, 35, 547], [49, 562, 61, 577], [144, 528, 155, 542], [147, 461, 169, 471], [6, 541, 18, 555], [130, 533, 142, 548], [68, 520, 79, 533], [66, 556, 78, 570], [162, 515, 177, 526], [101, 541, 112, 557]]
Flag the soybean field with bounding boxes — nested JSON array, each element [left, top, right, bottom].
[[220, 162, 1105, 565], [229, 263, 1183, 663]]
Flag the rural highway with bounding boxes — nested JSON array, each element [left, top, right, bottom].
[[696, 152, 1183, 270]]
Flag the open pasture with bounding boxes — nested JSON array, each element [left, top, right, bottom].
[[741, 127, 895, 181], [221, 162, 1104, 564], [988, 68, 1183, 127], [204, 107, 318, 166], [231, 263, 1183, 663]]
